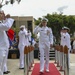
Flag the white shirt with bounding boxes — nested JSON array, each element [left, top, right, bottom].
[[0, 18, 14, 50], [34, 26, 53, 44], [18, 29, 29, 46], [61, 32, 71, 49]]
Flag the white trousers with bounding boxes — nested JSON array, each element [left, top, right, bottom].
[[39, 42, 50, 71], [3, 50, 9, 72], [19, 45, 24, 68], [0, 50, 6, 75]]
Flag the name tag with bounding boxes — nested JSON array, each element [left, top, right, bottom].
[[41, 30, 43, 31]]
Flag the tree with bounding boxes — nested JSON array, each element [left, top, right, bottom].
[[35, 13, 75, 43], [0, 0, 21, 9]]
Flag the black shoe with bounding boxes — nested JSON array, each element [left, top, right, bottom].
[[19, 68, 24, 69], [3, 71, 10, 74], [3, 72, 8, 74], [39, 72, 44, 75], [7, 71, 10, 73]]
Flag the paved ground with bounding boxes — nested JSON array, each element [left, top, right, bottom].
[[4, 54, 75, 75]]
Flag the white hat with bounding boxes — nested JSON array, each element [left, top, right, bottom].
[[62, 26, 69, 30], [20, 25, 25, 28], [62, 26, 70, 32], [41, 18, 48, 22]]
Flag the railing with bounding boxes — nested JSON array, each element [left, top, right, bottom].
[[24, 45, 34, 75], [55, 45, 69, 75]]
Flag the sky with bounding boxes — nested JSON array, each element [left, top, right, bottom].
[[2, 0, 75, 19]]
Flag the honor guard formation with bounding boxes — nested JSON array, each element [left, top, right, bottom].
[[0, 10, 75, 75]]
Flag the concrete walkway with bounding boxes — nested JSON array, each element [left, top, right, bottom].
[[4, 54, 75, 75]]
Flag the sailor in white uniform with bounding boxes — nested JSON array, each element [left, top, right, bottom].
[[18, 25, 29, 69], [0, 10, 14, 75], [3, 14, 12, 74], [61, 26, 71, 68], [34, 18, 53, 73]]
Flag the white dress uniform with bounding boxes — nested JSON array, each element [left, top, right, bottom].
[[0, 18, 14, 75], [34, 26, 53, 72], [61, 32, 71, 50], [3, 18, 11, 73], [18, 28, 29, 68], [61, 32, 71, 68], [25, 29, 30, 46]]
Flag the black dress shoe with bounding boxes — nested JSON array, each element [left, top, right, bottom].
[[19, 68, 24, 69], [3, 72, 8, 74], [7, 71, 10, 73], [3, 71, 10, 74], [39, 72, 44, 75]]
